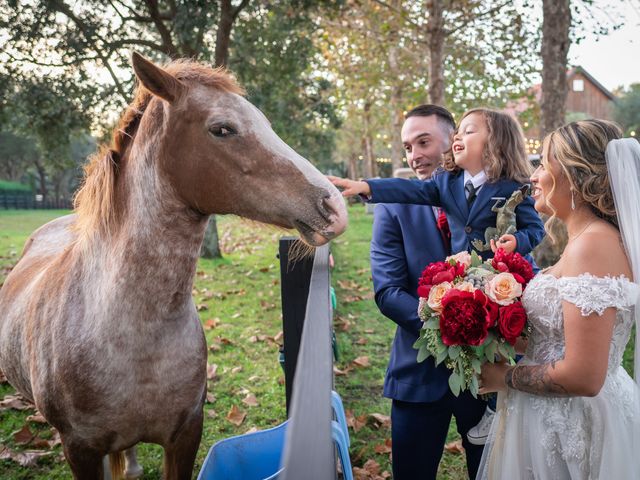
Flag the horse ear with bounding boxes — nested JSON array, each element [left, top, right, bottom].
[[131, 52, 185, 103]]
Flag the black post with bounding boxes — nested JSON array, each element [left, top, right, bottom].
[[278, 237, 315, 414]]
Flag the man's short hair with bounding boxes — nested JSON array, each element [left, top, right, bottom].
[[405, 105, 455, 133]]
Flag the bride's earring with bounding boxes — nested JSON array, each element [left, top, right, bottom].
[[571, 189, 576, 210]]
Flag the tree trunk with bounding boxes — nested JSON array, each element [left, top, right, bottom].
[[201, 215, 222, 258], [427, 0, 446, 106], [348, 152, 358, 180], [215, 0, 234, 67], [362, 102, 377, 178], [34, 158, 47, 202], [205, 0, 250, 259], [388, 46, 404, 174], [540, 0, 571, 137]]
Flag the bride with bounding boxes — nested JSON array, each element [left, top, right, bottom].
[[478, 119, 640, 479]]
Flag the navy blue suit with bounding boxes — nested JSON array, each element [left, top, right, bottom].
[[371, 202, 487, 480], [367, 169, 545, 263]]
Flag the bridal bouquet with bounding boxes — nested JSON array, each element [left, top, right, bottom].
[[414, 249, 534, 397]]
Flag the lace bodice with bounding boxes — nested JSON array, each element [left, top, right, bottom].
[[522, 273, 640, 370]]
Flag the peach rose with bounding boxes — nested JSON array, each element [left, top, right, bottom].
[[427, 281, 454, 313], [447, 251, 472, 268], [484, 272, 522, 305], [455, 281, 476, 293]]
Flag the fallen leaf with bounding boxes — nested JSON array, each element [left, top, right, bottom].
[[355, 337, 368, 345], [444, 439, 465, 454], [231, 312, 241, 319], [373, 438, 392, 454], [368, 413, 391, 429], [242, 394, 258, 407], [333, 366, 351, 376], [206, 393, 216, 404], [13, 425, 34, 445], [272, 331, 283, 343], [364, 329, 375, 334], [207, 363, 218, 381], [226, 405, 246, 426], [0, 394, 34, 411], [196, 303, 208, 312], [345, 410, 367, 433], [0, 444, 53, 467], [245, 426, 259, 434], [26, 413, 47, 424], [248, 375, 260, 382], [231, 366, 243, 374], [207, 410, 218, 418], [203, 318, 221, 330], [352, 356, 370, 368]]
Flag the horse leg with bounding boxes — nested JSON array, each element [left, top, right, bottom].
[[124, 446, 143, 479], [63, 437, 105, 480], [162, 412, 203, 480]]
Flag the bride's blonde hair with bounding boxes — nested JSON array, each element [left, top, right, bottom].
[[542, 119, 623, 237]]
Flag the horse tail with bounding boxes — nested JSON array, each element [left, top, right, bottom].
[[109, 451, 126, 480]]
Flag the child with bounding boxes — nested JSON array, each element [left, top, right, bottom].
[[330, 108, 545, 444]]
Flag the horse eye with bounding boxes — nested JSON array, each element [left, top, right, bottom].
[[209, 124, 237, 138]]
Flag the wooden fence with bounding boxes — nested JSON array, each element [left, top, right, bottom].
[[0, 194, 72, 210]]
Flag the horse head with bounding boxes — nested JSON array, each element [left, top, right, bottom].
[[130, 52, 347, 246]]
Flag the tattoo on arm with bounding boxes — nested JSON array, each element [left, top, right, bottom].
[[505, 362, 571, 397]]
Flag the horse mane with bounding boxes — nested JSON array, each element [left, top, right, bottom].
[[73, 59, 244, 240]]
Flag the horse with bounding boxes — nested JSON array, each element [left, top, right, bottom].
[[0, 52, 348, 479]]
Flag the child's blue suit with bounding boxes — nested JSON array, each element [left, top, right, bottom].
[[366, 169, 545, 262]]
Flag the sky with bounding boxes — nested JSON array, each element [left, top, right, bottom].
[[568, 1, 639, 92]]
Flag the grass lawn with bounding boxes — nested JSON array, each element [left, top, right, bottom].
[[6, 205, 631, 479]]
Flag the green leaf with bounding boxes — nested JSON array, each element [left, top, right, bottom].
[[436, 347, 448, 365], [413, 336, 427, 349], [470, 373, 479, 397], [485, 341, 498, 362], [470, 250, 482, 267], [448, 345, 462, 360], [448, 372, 462, 397], [424, 317, 439, 329], [417, 345, 430, 363], [497, 342, 515, 360], [471, 357, 482, 374]]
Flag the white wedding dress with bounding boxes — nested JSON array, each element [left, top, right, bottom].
[[478, 272, 640, 479]]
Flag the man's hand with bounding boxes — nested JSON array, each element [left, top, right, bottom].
[[490, 234, 517, 253], [327, 176, 371, 197]]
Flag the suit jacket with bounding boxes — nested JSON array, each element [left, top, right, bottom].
[[371, 203, 453, 402], [367, 169, 545, 262]]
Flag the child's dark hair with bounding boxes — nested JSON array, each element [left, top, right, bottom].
[[443, 108, 531, 183], [405, 104, 456, 134]]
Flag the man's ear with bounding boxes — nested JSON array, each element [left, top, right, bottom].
[[131, 52, 185, 103]]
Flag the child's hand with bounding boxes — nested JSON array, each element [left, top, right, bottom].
[[490, 234, 517, 253], [327, 176, 371, 197]]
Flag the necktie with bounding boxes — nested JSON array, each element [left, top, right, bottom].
[[465, 180, 477, 206]]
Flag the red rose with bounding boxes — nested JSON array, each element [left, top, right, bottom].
[[497, 301, 527, 345], [491, 249, 535, 286], [439, 289, 494, 346], [417, 261, 465, 298], [486, 299, 500, 325]]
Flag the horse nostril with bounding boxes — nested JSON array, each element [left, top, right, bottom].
[[319, 196, 338, 222]]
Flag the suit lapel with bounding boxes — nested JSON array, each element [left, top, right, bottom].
[[469, 181, 501, 220], [450, 172, 468, 218]]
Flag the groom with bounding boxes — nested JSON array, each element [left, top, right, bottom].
[[370, 105, 486, 479]]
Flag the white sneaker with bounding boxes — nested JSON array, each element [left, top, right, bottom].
[[467, 407, 495, 445]]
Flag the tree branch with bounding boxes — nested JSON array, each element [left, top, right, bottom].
[[47, 0, 129, 103], [142, 0, 180, 57], [232, 0, 251, 20]]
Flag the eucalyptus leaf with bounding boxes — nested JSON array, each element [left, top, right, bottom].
[[417, 345, 430, 363], [425, 317, 439, 330], [448, 345, 461, 360], [448, 372, 462, 397], [436, 347, 448, 365]]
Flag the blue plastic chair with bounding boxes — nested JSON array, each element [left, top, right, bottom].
[[198, 391, 352, 480]]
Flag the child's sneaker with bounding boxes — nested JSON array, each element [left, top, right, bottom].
[[467, 407, 495, 445]]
